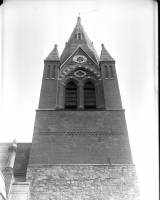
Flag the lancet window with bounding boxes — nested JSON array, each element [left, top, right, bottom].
[[51, 66, 56, 79], [105, 65, 109, 79], [109, 66, 114, 78], [46, 65, 51, 78]]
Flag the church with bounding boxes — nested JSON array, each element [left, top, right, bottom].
[[0, 16, 139, 200]]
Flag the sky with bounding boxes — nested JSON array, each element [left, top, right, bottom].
[[0, 0, 158, 200]]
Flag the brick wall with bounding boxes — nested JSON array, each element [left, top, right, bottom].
[[29, 110, 133, 165], [101, 62, 123, 109], [38, 61, 60, 109], [27, 165, 139, 200]]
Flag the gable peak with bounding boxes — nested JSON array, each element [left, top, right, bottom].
[[60, 16, 99, 64]]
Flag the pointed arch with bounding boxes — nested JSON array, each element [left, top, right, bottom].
[[105, 65, 109, 79], [46, 65, 51, 78], [109, 65, 114, 78], [51, 65, 56, 79]]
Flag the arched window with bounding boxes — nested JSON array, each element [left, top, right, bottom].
[[65, 81, 77, 109], [109, 65, 114, 78], [76, 32, 82, 40], [51, 66, 56, 79], [46, 65, 51, 78], [78, 33, 81, 40], [84, 81, 96, 109], [105, 65, 109, 79]]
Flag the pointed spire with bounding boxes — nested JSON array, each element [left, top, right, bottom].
[[100, 43, 115, 62], [77, 13, 81, 26], [45, 44, 60, 61], [60, 16, 99, 64]]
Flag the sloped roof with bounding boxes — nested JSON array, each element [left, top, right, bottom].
[[100, 44, 115, 62], [60, 17, 99, 64], [0, 143, 31, 176], [45, 44, 60, 61]]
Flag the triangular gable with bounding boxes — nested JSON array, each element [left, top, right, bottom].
[[60, 46, 99, 69]]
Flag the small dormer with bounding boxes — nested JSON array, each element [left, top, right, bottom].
[[76, 31, 82, 40]]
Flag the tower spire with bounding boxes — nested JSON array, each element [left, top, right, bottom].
[[77, 13, 81, 26], [60, 16, 99, 64]]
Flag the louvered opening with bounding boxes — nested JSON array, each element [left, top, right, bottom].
[[84, 82, 96, 109], [65, 81, 77, 109]]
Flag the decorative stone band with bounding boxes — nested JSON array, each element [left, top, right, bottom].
[[38, 131, 124, 136]]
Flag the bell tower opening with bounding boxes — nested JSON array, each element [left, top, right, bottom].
[[65, 81, 77, 109], [84, 81, 96, 109]]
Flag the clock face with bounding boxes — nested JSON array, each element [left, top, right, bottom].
[[73, 55, 87, 63]]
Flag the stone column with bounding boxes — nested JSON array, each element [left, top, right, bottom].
[[2, 139, 17, 199], [56, 82, 65, 109], [77, 83, 84, 109], [7, 139, 17, 169]]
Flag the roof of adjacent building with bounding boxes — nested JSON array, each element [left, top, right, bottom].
[[60, 16, 99, 64], [100, 44, 115, 62], [0, 143, 31, 176]]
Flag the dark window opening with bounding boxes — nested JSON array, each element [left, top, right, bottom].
[[52, 66, 55, 78], [84, 82, 96, 109], [105, 65, 109, 78], [46, 65, 51, 78], [78, 33, 82, 40], [65, 81, 77, 109], [109, 66, 114, 78]]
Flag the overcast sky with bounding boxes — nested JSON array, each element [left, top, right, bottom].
[[0, 0, 158, 200]]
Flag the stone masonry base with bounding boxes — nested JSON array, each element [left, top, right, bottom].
[[27, 165, 139, 200]]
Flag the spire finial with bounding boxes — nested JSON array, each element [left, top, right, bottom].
[[77, 13, 81, 25], [12, 138, 17, 148], [101, 43, 104, 48]]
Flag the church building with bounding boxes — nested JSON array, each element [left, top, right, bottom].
[[0, 16, 139, 200]]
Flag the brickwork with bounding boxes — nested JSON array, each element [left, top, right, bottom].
[[29, 110, 133, 165], [27, 165, 139, 200], [100, 62, 123, 109], [26, 17, 139, 200], [38, 61, 60, 109]]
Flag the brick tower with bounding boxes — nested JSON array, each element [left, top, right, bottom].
[[26, 16, 139, 200]]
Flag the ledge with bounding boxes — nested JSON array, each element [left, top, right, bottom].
[[36, 109, 125, 111], [28, 164, 135, 167]]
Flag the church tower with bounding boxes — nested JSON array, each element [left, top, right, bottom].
[[26, 16, 139, 200]]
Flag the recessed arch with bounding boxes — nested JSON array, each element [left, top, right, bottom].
[[64, 77, 79, 86], [82, 77, 98, 86]]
